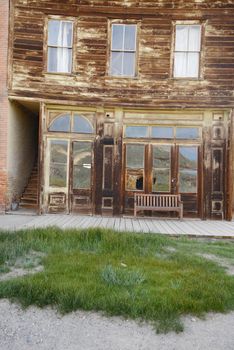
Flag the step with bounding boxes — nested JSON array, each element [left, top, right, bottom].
[[20, 200, 38, 206], [21, 196, 38, 201], [19, 203, 38, 209], [23, 189, 37, 194]]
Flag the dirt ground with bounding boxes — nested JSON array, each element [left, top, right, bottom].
[[0, 299, 234, 350]]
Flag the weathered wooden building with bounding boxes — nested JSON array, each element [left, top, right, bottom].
[[1, 0, 234, 219]]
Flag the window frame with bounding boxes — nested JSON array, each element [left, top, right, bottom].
[[108, 21, 139, 78], [44, 16, 75, 75], [171, 21, 204, 80], [48, 112, 94, 135]]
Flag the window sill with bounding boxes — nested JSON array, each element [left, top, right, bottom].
[[105, 75, 139, 80], [43, 71, 76, 77], [170, 77, 203, 81]]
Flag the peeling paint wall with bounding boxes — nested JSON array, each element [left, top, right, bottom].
[[9, 0, 234, 109]]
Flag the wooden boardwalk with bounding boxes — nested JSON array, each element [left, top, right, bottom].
[[1, 214, 234, 238]]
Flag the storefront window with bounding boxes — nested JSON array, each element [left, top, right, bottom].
[[179, 146, 198, 193], [73, 142, 92, 189], [126, 144, 145, 191], [152, 145, 171, 192], [49, 140, 68, 187]]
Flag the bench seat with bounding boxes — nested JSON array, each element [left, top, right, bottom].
[[134, 194, 183, 220]]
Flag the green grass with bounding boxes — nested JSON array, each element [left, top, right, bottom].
[[0, 227, 234, 333]]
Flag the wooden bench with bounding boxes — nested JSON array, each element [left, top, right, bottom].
[[134, 194, 183, 220]]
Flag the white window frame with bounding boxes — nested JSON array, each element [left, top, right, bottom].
[[173, 24, 202, 79], [47, 19, 74, 74], [110, 24, 137, 77]]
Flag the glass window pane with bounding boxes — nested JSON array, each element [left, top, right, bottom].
[[110, 52, 123, 76], [126, 169, 144, 191], [49, 114, 71, 132], [124, 25, 136, 51], [174, 52, 187, 77], [176, 127, 199, 139], [48, 20, 73, 47], [125, 126, 148, 138], [179, 147, 198, 193], [50, 164, 67, 187], [123, 52, 135, 76], [152, 169, 170, 192], [73, 114, 93, 133], [50, 140, 68, 163], [73, 142, 92, 189], [112, 24, 124, 50], [152, 127, 174, 139], [153, 146, 171, 169], [126, 144, 145, 169], [187, 52, 199, 77], [48, 47, 72, 73], [152, 146, 171, 192], [188, 25, 201, 51], [175, 25, 189, 51], [49, 140, 68, 187], [48, 20, 60, 46]]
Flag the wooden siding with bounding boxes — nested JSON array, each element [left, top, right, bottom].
[[9, 0, 234, 109]]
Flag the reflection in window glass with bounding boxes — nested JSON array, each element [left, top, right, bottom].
[[49, 140, 68, 187], [179, 146, 198, 193], [152, 127, 174, 139], [176, 127, 199, 139], [73, 142, 92, 189], [125, 126, 148, 138], [126, 144, 144, 168], [49, 114, 71, 132], [152, 146, 171, 192], [126, 144, 144, 191], [73, 115, 93, 134]]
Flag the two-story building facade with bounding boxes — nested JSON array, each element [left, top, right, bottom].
[[1, 0, 234, 220]]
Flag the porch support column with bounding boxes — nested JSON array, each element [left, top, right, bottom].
[[113, 108, 123, 216]]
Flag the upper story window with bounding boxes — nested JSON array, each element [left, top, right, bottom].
[[174, 24, 201, 78], [47, 19, 73, 73], [110, 24, 137, 77]]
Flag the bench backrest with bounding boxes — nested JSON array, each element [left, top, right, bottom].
[[134, 194, 181, 208]]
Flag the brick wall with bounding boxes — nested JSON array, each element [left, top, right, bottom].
[[0, 0, 9, 212]]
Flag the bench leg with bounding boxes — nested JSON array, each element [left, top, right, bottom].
[[134, 206, 136, 218], [180, 204, 183, 220]]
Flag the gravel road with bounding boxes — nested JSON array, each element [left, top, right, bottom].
[[0, 299, 234, 350]]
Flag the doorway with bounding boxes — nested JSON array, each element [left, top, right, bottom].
[[124, 143, 201, 217]]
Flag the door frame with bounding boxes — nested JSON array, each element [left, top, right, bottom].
[[123, 141, 203, 218]]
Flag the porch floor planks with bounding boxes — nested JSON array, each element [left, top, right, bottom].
[[190, 221, 226, 236], [24, 214, 65, 229], [124, 218, 134, 233], [5, 213, 234, 238], [99, 217, 110, 230], [132, 219, 144, 233], [144, 219, 163, 234], [203, 221, 234, 236], [60, 215, 82, 229], [153, 220, 177, 235]]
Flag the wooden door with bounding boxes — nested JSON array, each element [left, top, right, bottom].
[[70, 141, 93, 214], [176, 145, 201, 218]]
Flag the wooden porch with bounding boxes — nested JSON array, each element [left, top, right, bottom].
[[2, 214, 234, 238]]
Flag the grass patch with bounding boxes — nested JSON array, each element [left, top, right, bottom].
[[0, 227, 233, 333]]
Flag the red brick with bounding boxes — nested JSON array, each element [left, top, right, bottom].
[[0, 0, 9, 212]]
